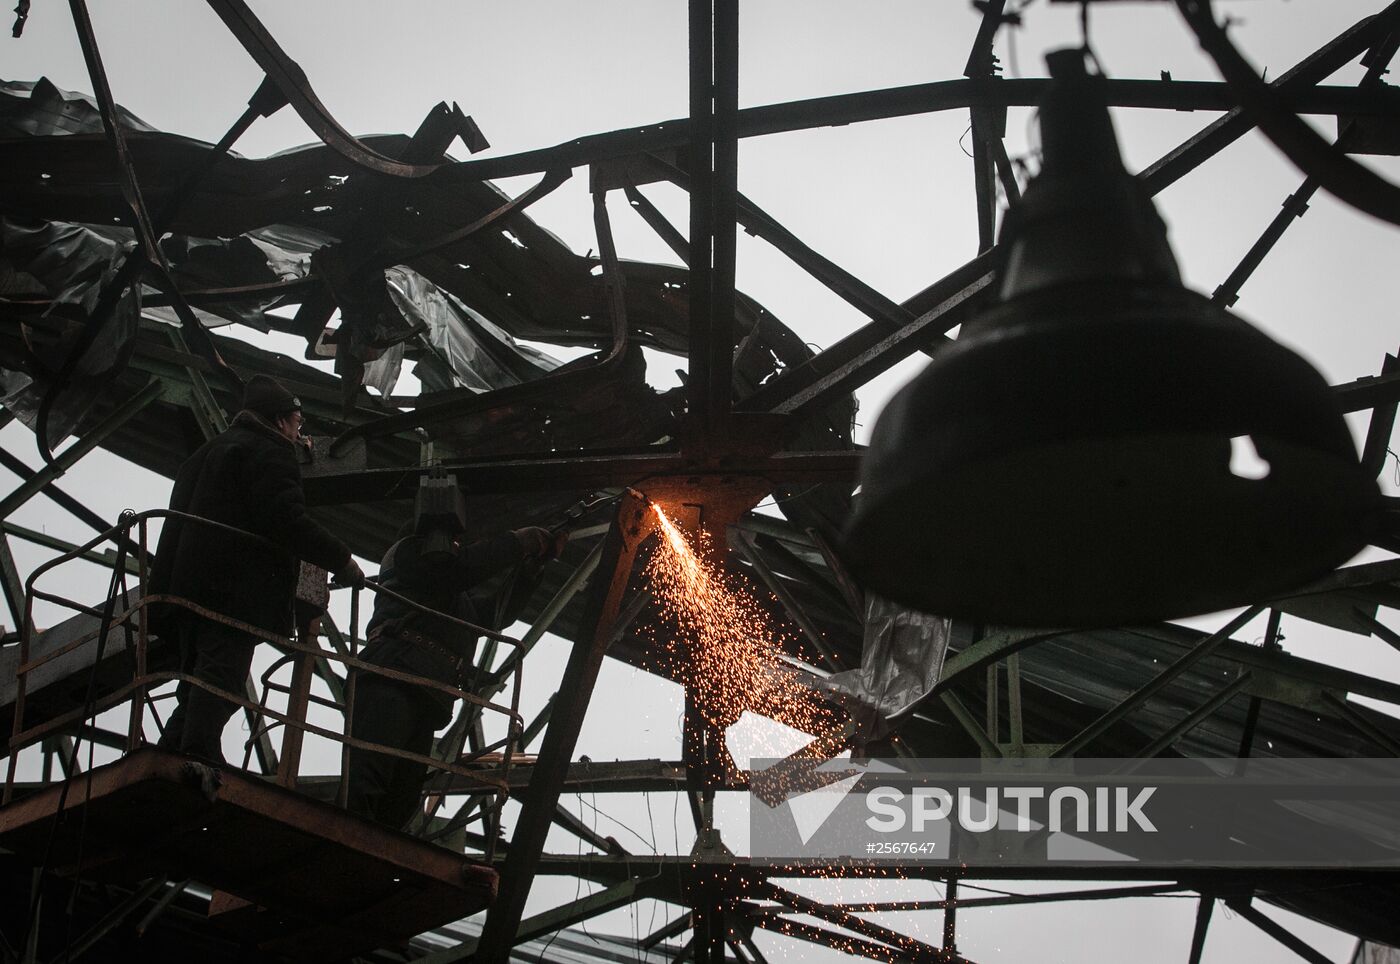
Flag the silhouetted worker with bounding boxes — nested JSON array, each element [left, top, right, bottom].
[[346, 471, 564, 829], [151, 374, 364, 764]]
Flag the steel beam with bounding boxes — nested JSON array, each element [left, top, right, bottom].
[[163, 326, 228, 439], [134, 879, 191, 937], [761, 882, 943, 961], [943, 875, 959, 959], [970, 103, 1002, 253], [0, 532, 28, 634], [203, 0, 437, 180], [739, 11, 1395, 421], [1212, 177, 1321, 309], [476, 492, 653, 963], [1007, 652, 1024, 754], [1236, 610, 1282, 759], [1322, 691, 1400, 756], [422, 877, 653, 963], [739, 254, 996, 417], [421, 78, 1400, 185], [653, 155, 930, 344], [1126, 672, 1254, 764], [747, 912, 925, 964], [686, 0, 740, 443], [842, 882, 1192, 912], [0, 381, 165, 520], [64, 874, 169, 963], [625, 185, 692, 265], [963, 2, 1008, 253], [1224, 897, 1337, 964], [1133, 614, 1400, 711], [1187, 894, 1214, 964], [1138, 7, 1400, 194], [930, 627, 1056, 695], [1054, 606, 1262, 758], [733, 531, 845, 672], [0, 448, 134, 551], [552, 800, 627, 856], [644, 913, 694, 949], [302, 450, 861, 504], [1212, 36, 1395, 308], [2, 522, 141, 577], [1359, 611, 1400, 657], [940, 690, 1004, 759], [501, 758, 698, 795], [50, 0, 243, 464], [1360, 353, 1399, 478]]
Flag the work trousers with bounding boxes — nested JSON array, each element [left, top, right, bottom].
[[157, 614, 257, 765], [345, 674, 439, 831]]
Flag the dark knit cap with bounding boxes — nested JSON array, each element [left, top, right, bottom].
[[242, 374, 301, 418]]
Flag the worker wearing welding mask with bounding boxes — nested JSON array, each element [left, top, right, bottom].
[[345, 470, 565, 830]]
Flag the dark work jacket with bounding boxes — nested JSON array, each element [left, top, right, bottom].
[[361, 531, 523, 722], [149, 411, 351, 637]]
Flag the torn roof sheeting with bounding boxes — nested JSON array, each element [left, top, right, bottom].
[[0, 75, 853, 483]]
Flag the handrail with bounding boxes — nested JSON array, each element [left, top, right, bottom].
[[19, 507, 526, 648], [2, 507, 526, 859]]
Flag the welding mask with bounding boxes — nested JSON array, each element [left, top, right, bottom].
[[413, 468, 467, 564]]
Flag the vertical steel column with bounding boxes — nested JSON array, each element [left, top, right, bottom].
[[0, 533, 30, 636], [1187, 893, 1214, 964], [1007, 651, 1024, 755], [964, 0, 1008, 253], [689, 868, 729, 964], [126, 518, 150, 750], [476, 493, 652, 963], [711, 0, 738, 436], [1361, 351, 1399, 479], [1235, 609, 1281, 759], [942, 874, 959, 958], [687, 0, 738, 443], [985, 663, 999, 746]]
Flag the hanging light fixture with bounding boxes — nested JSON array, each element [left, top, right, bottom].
[[842, 49, 1378, 628]]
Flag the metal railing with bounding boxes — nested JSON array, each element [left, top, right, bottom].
[[1, 508, 525, 858]]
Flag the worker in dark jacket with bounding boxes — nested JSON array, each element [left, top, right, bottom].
[[346, 471, 563, 829], [150, 374, 363, 764]]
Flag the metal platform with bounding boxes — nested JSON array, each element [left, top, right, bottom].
[[0, 747, 497, 960]]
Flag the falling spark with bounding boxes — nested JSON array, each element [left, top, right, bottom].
[[643, 503, 838, 757], [645, 504, 929, 956]]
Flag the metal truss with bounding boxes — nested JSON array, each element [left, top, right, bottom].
[[2, 1, 1400, 962]]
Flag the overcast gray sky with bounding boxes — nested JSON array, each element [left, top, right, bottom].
[[5, 2, 1399, 961]]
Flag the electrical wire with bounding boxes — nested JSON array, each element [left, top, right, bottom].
[[574, 794, 661, 855]]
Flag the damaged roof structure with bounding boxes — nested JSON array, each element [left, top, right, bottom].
[[1, 1, 1400, 961]]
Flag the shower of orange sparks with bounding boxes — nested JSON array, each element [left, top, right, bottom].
[[645, 504, 931, 955], [643, 502, 839, 743]]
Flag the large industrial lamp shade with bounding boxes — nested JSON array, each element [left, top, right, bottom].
[[842, 50, 1378, 627]]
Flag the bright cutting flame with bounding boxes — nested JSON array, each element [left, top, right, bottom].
[[644, 503, 836, 743]]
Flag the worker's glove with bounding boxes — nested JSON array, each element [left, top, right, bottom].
[[513, 526, 566, 561], [332, 557, 366, 588]]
